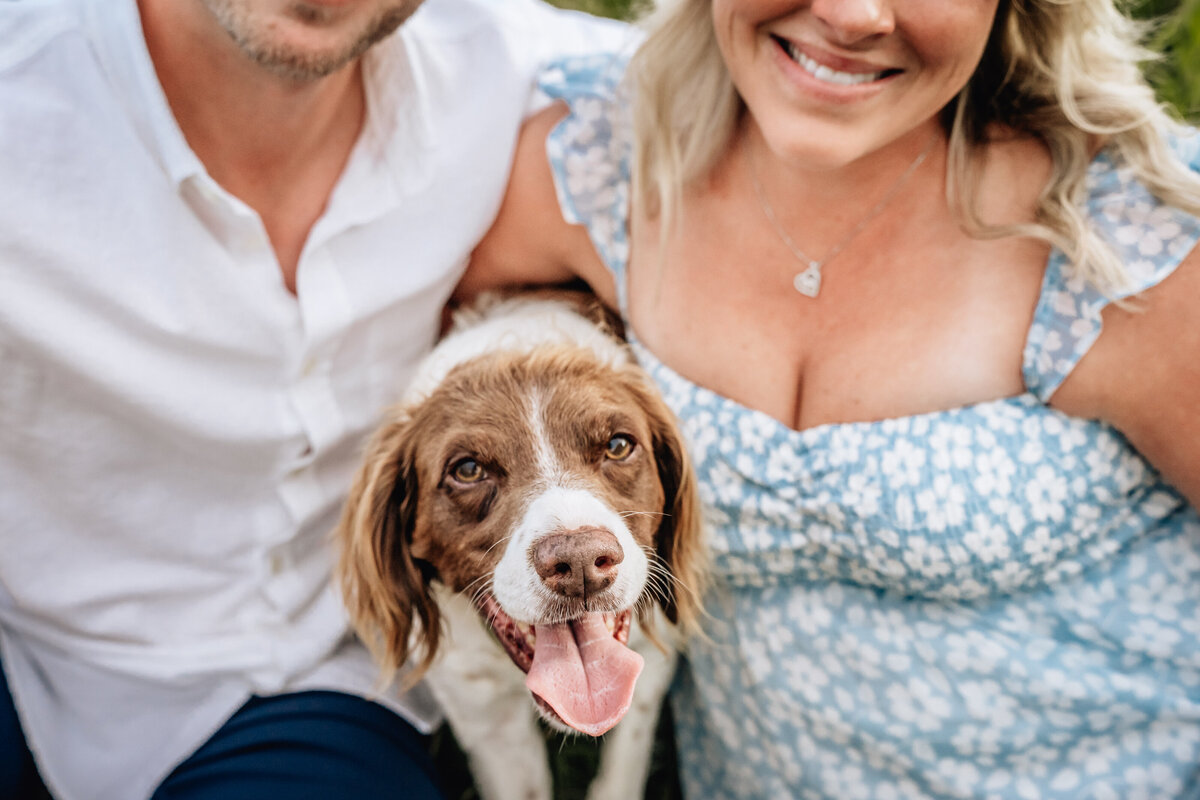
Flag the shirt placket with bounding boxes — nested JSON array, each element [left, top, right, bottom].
[[269, 245, 354, 595], [187, 170, 356, 672]]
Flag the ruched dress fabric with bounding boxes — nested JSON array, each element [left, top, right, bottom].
[[540, 54, 1200, 800]]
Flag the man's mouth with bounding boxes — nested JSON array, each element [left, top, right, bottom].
[[477, 594, 643, 736]]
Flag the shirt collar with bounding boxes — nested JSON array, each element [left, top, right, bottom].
[[360, 20, 435, 184], [79, 0, 195, 185], [83, 0, 433, 194]]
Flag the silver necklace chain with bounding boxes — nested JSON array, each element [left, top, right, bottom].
[[747, 134, 936, 297]]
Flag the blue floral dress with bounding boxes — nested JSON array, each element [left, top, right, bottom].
[[540, 55, 1200, 799]]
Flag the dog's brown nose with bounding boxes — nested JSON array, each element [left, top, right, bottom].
[[532, 528, 624, 599]]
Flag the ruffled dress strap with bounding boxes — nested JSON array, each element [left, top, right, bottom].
[[538, 52, 635, 310], [1023, 129, 1200, 400]]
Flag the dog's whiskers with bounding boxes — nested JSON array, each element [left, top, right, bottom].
[[643, 573, 671, 607], [481, 534, 514, 558], [617, 510, 667, 520], [634, 554, 672, 608], [464, 575, 494, 608], [463, 573, 490, 593], [638, 547, 690, 607]]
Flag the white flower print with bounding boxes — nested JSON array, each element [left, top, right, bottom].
[[1022, 525, 1062, 565], [894, 493, 917, 529], [880, 439, 928, 488], [1025, 465, 1069, 522], [841, 472, 882, 517], [943, 630, 1010, 674], [899, 535, 948, 580], [1127, 571, 1186, 622], [915, 475, 968, 533], [1018, 438, 1046, 466], [886, 677, 954, 733], [1064, 736, 1124, 776], [963, 514, 1012, 563], [781, 653, 831, 705], [1124, 618, 1182, 659]]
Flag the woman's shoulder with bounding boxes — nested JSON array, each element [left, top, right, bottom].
[[538, 51, 637, 281], [1082, 128, 1200, 238], [457, 53, 636, 303], [537, 50, 632, 104], [1022, 127, 1200, 400], [1047, 127, 1200, 302], [538, 49, 636, 179]]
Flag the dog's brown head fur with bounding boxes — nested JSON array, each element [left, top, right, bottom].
[[336, 344, 704, 683]]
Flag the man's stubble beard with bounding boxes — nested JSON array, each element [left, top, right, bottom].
[[206, 0, 424, 82]]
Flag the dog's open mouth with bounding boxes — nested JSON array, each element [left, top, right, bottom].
[[477, 594, 643, 736]]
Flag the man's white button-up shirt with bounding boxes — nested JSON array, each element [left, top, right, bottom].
[[0, 0, 629, 798]]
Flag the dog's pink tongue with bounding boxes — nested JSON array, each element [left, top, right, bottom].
[[525, 613, 643, 736]]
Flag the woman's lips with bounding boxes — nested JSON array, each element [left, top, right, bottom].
[[771, 34, 901, 96]]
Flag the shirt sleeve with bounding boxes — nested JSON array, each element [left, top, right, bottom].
[[520, 2, 638, 114], [539, 52, 634, 298], [1022, 128, 1200, 400]]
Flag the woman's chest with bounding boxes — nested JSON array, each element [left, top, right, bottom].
[[626, 208, 1050, 432]]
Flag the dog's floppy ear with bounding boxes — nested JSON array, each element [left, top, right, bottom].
[[336, 406, 442, 685], [625, 370, 706, 633]]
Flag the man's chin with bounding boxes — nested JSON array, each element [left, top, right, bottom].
[[245, 44, 362, 82], [211, 0, 421, 81]]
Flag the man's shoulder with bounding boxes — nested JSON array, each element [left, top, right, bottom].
[[0, 0, 86, 76]]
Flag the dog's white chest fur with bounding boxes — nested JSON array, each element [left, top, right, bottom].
[[426, 589, 676, 800]]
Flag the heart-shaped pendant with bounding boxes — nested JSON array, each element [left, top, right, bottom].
[[793, 264, 821, 297]]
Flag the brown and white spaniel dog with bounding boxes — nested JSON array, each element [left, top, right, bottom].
[[336, 293, 704, 800]]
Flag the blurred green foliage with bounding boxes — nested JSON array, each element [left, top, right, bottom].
[[550, 0, 648, 19], [553, 0, 1200, 120], [1134, 0, 1200, 118]]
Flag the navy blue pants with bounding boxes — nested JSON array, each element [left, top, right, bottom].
[[0, 662, 46, 799], [1, 662, 445, 800]]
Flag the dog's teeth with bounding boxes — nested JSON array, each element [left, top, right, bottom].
[[515, 621, 536, 647]]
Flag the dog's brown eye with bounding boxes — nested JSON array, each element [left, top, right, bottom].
[[450, 458, 486, 483], [604, 435, 635, 461]]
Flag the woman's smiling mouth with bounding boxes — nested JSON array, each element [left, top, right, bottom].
[[771, 34, 900, 87]]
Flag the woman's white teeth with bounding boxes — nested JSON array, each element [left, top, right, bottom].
[[786, 42, 884, 85]]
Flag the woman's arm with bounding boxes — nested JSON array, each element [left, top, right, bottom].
[[456, 103, 618, 307], [1051, 248, 1200, 507]]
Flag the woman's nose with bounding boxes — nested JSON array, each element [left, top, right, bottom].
[[809, 0, 895, 44]]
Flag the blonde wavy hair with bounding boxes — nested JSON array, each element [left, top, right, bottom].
[[629, 0, 1200, 293]]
